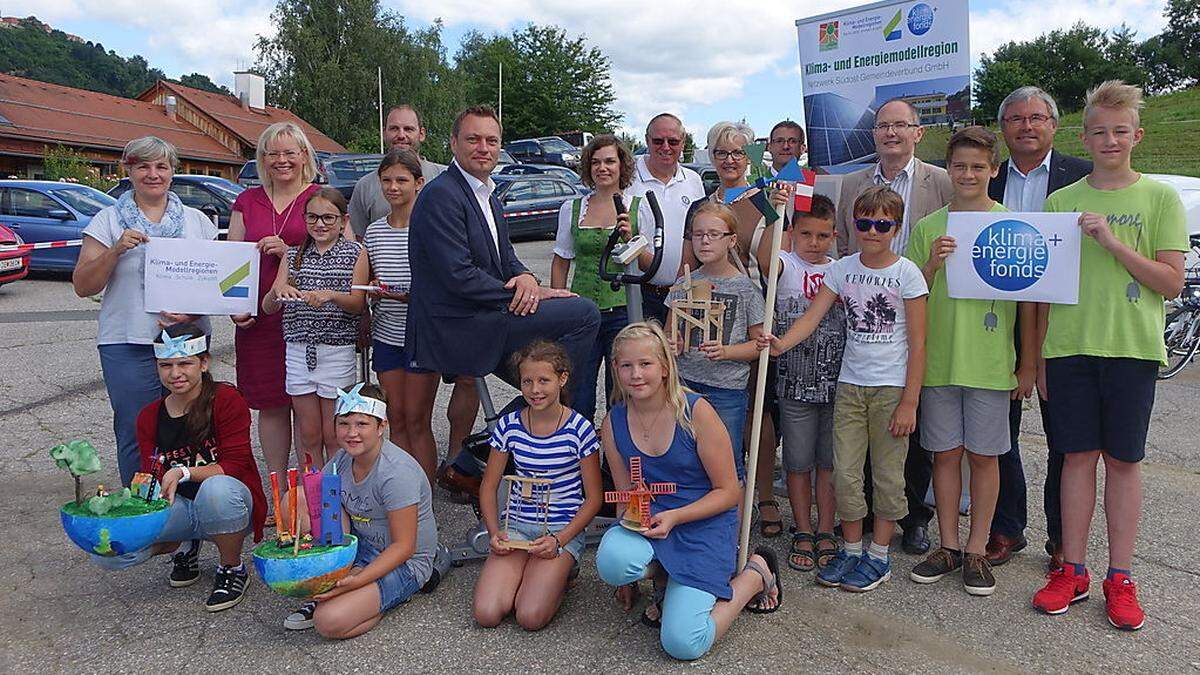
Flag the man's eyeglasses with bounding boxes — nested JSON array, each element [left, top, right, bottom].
[[872, 122, 917, 132], [688, 231, 735, 242], [266, 150, 302, 160], [770, 137, 803, 146], [711, 149, 747, 161], [304, 213, 341, 226], [649, 137, 683, 148], [854, 218, 898, 233], [1002, 114, 1052, 127]]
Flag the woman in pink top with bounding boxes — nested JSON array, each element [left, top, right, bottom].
[[227, 121, 321, 491]]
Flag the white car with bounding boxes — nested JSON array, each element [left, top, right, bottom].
[[1146, 174, 1200, 270]]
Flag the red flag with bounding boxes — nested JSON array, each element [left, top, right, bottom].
[[792, 169, 817, 213]]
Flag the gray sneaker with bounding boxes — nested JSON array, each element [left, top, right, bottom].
[[909, 548, 962, 584], [962, 553, 996, 596]]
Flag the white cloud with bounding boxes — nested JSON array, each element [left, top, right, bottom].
[[970, 0, 1166, 59]]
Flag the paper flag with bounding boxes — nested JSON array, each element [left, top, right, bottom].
[[722, 185, 752, 204], [749, 189, 780, 225], [773, 158, 806, 183], [742, 142, 770, 185], [793, 168, 817, 213]]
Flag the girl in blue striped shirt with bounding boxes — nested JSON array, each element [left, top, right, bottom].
[[473, 340, 603, 630]]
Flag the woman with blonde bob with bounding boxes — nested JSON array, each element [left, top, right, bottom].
[[227, 122, 322, 494], [73, 136, 218, 485], [594, 322, 782, 661]]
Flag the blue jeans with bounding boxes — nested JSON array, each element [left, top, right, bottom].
[[574, 306, 629, 421], [98, 344, 165, 486], [354, 538, 421, 612], [684, 379, 748, 479], [596, 526, 718, 661]]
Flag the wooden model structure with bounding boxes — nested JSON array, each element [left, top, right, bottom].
[[502, 475, 553, 549], [604, 456, 678, 531], [669, 265, 726, 351]]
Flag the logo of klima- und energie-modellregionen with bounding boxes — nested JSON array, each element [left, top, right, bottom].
[[819, 21, 839, 50], [884, 10, 902, 41], [907, 3, 934, 36], [972, 219, 1056, 291], [219, 261, 252, 298]]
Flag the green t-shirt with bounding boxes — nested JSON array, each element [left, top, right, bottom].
[[1043, 176, 1189, 364], [906, 203, 1018, 390]]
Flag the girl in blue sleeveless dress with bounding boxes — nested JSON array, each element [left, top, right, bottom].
[[595, 322, 783, 661]]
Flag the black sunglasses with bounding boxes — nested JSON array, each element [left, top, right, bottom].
[[854, 217, 898, 233]]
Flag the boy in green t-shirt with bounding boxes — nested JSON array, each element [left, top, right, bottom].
[[904, 127, 1037, 598], [1031, 81, 1188, 631]]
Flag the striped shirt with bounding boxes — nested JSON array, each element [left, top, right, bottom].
[[490, 409, 598, 527], [363, 218, 411, 347]]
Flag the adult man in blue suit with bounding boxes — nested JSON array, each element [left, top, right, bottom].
[[408, 105, 600, 400]]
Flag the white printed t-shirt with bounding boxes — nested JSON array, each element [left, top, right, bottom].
[[822, 253, 928, 388]]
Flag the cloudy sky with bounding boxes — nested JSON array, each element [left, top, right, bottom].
[[13, 0, 1169, 140]]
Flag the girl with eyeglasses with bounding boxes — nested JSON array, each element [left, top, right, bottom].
[[262, 187, 369, 466]]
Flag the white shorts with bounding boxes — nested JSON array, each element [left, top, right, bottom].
[[285, 343, 357, 399]]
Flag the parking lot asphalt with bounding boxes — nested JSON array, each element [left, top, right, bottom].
[[2, 240, 1198, 673]]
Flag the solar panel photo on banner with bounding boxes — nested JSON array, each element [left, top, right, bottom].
[[804, 92, 877, 167]]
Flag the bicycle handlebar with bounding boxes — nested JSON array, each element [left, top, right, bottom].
[[597, 191, 664, 291]]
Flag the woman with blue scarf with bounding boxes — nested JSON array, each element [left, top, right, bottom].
[[73, 136, 219, 486]]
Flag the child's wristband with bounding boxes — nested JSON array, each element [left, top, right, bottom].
[[178, 466, 192, 483]]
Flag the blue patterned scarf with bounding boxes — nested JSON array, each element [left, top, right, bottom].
[[116, 190, 185, 239]]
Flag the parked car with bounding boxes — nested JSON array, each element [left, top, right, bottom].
[[498, 163, 582, 185], [319, 154, 383, 200], [683, 163, 720, 196], [492, 149, 518, 173], [109, 175, 244, 232], [504, 138, 579, 169], [0, 222, 30, 286], [236, 160, 260, 189], [0, 181, 115, 270], [493, 175, 584, 239], [555, 131, 594, 150]]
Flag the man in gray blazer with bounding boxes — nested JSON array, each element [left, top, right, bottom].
[[834, 99, 953, 257], [835, 98, 953, 554]]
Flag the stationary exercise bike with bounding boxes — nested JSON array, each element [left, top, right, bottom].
[[444, 191, 665, 564]]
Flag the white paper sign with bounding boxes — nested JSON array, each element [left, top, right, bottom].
[[945, 212, 1081, 304], [144, 238, 260, 316]]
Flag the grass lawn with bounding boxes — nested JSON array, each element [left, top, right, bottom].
[[915, 87, 1200, 177]]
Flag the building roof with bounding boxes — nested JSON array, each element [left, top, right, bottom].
[[0, 73, 244, 164], [149, 80, 345, 154]]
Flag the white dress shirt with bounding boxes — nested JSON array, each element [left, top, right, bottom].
[[1002, 152, 1053, 212], [454, 160, 500, 257], [872, 156, 916, 255], [628, 155, 706, 285]]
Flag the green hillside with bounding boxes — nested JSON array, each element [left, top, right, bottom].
[[917, 87, 1200, 177]]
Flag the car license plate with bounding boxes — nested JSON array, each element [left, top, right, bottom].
[[0, 257, 24, 271]]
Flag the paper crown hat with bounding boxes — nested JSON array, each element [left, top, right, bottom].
[[153, 330, 208, 359], [334, 383, 387, 421]]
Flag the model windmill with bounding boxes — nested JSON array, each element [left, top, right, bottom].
[[669, 265, 726, 351], [502, 475, 554, 549], [604, 456, 677, 531]]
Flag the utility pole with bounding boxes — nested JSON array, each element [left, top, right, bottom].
[[498, 61, 503, 125], [377, 66, 384, 154]]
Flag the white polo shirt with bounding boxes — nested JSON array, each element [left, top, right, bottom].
[[628, 156, 706, 285], [453, 160, 500, 257]]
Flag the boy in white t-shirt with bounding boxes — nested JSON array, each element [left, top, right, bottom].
[[756, 194, 845, 573], [768, 186, 928, 593]]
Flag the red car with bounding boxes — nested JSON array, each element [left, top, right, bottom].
[[0, 223, 30, 286]]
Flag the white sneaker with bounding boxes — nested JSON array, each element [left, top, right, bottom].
[[283, 601, 316, 630]]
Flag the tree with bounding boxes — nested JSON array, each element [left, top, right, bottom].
[[454, 25, 621, 140], [177, 73, 231, 95], [1155, 0, 1200, 89], [255, 0, 463, 160], [616, 131, 645, 154]]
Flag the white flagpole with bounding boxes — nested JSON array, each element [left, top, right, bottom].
[[737, 192, 789, 570], [377, 66, 384, 154]]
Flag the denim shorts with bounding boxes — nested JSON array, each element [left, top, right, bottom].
[[684, 379, 748, 479], [354, 539, 421, 612], [506, 519, 586, 561]]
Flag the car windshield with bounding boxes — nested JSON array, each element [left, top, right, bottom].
[[239, 162, 258, 179], [540, 138, 575, 153], [195, 178, 244, 201], [326, 157, 382, 181], [498, 150, 516, 164], [48, 187, 115, 216]]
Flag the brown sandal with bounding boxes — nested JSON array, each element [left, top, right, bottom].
[[758, 500, 784, 538], [814, 532, 841, 570]]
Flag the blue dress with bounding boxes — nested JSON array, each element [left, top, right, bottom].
[[610, 393, 738, 599]]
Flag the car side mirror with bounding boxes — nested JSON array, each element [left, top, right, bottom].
[[47, 209, 74, 220]]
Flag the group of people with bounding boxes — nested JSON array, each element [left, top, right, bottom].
[[70, 76, 1183, 658]]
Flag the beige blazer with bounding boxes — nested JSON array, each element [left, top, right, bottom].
[[835, 158, 953, 256]]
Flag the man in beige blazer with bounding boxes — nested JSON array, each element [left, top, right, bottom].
[[835, 99, 953, 256], [832, 98, 952, 556]]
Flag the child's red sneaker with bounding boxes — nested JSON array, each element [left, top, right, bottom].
[[1103, 574, 1145, 631], [1032, 567, 1090, 615]]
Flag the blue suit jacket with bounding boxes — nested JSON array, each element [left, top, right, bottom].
[[407, 163, 528, 376]]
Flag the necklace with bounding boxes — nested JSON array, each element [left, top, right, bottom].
[[268, 183, 302, 237], [526, 403, 566, 435], [631, 402, 668, 441]]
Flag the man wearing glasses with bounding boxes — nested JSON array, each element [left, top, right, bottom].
[[628, 113, 706, 323], [834, 98, 952, 556], [835, 99, 952, 258], [767, 121, 807, 174], [985, 86, 1091, 569]]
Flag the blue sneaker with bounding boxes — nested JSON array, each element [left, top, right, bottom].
[[840, 554, 892, 592], [816, 551, 861, 587]]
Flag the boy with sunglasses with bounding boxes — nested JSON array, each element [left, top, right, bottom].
[[1031, 81, 1187, 631], [768, 186, 928, 592], [904, 127, 1038, 597]]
